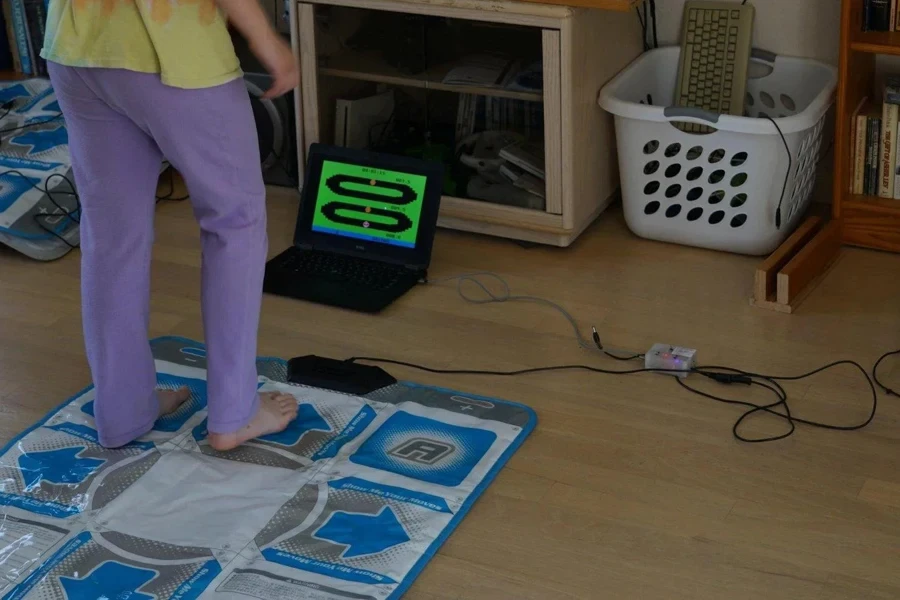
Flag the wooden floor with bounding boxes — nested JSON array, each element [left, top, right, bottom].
[[2, 188, 900, 599]]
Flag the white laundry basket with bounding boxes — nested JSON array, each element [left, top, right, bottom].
[[597, 47, 837, 255]]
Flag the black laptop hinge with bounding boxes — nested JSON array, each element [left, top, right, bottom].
[[407, 265, 427, 282]]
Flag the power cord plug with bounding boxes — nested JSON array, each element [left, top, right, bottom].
[[700, 371, 752, 385], [592, 326, 643, 362]]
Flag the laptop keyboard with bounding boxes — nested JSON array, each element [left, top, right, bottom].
[[278, 250, 410, 292]]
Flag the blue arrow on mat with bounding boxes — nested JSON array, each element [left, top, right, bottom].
[[314, 506, 411, 558], [59, 561, 156, 600], [0, 84, 31, 106], [10, 125, 68, 155], [17, 447, 105, 492], [0, 171, 41, 213], [258, 403, 331, 446]]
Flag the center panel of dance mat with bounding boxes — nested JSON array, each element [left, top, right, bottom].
[[0, 336, 536, 599]]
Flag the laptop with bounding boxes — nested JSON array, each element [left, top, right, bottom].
[[263, 143, 444, 313]]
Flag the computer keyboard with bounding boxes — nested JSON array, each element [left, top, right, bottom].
[[675, 1, 754, 133], [278, 250, 406, 292]]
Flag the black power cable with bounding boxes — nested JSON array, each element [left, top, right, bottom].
[[873, 349, 900, 397], [346, 355, 878, 444], [0, 169, 81, 249], [156, 167, 190, 203], [395, 272, 884, 443], [764, 115, 793, 229], [636, 0, 658, 52]]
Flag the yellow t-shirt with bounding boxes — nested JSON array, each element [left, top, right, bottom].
[[41, 0, 242, 89]]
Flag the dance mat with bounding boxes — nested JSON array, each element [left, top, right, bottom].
[[0, 337, 536, 599], [0, 79, 80, 261]]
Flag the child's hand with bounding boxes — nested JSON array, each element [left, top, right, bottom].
[[251, 32, 300, 99]]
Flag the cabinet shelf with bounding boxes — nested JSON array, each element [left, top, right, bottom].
[[850, 30, 900, 55], [844, 193, 900, 214], [319, 50, 544, 102], [520, 0, 640, 9]]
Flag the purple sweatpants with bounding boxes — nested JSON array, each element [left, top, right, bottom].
[[48, 63, 266, 448]]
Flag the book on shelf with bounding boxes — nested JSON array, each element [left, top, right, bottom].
[[0, 9, 13, 72], [861, 0, 900, 31], [3, 0, 48, 77], [850, 77, 900, 200]]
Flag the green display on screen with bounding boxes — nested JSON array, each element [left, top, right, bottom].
[[311, 160, 428, 249]]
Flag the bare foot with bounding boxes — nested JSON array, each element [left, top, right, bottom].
[[208, 392, 298, 452], [158, 386, 191, 416]]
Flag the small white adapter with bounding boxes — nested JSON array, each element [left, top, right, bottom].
[[645, 344, 697, 377]]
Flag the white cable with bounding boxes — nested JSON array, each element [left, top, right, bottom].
[[430, 271, 643, 361]]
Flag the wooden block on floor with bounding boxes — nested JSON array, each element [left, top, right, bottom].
[[750, 217, 842, 314]]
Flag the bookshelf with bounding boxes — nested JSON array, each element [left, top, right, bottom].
[[835, 0, 900, 252]]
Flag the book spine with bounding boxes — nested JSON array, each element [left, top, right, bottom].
[[892, 0, 897, 32], [854, 113, 868, 194], [864, 118, 872, 195], [873, 0, 892, 30], [870, 117, 882, 195], [10, 0, 32, 75], [862, 117, 872, 195], [35, 1, 46, 73], [869, 117, 881, 196], [881, 103, 897, 197], [0, 10, 9, 72], [2, 2, 21, 73], [894, 117, 900, 198], [23, 0, 46, 76]]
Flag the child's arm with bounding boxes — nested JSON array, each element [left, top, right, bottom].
[[217, 0, 299, 98]]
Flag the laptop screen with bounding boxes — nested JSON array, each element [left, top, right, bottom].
[[310, 159, 429, 250]]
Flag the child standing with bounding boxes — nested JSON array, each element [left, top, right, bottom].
[[42, 0, 300, 450]]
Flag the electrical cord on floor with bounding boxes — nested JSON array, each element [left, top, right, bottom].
[[428, 271, 643, 362], [348, 354, 878, 444], [873, 349, 900, 397], [0, 113, 64, 145], [347, 273, 881, 444], [683, 360, 877, 443], [156, 167, 190, 203]]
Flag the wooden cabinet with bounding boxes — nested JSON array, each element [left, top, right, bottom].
[[833, 0, 900, 252], [288, 0, 642, 246]]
